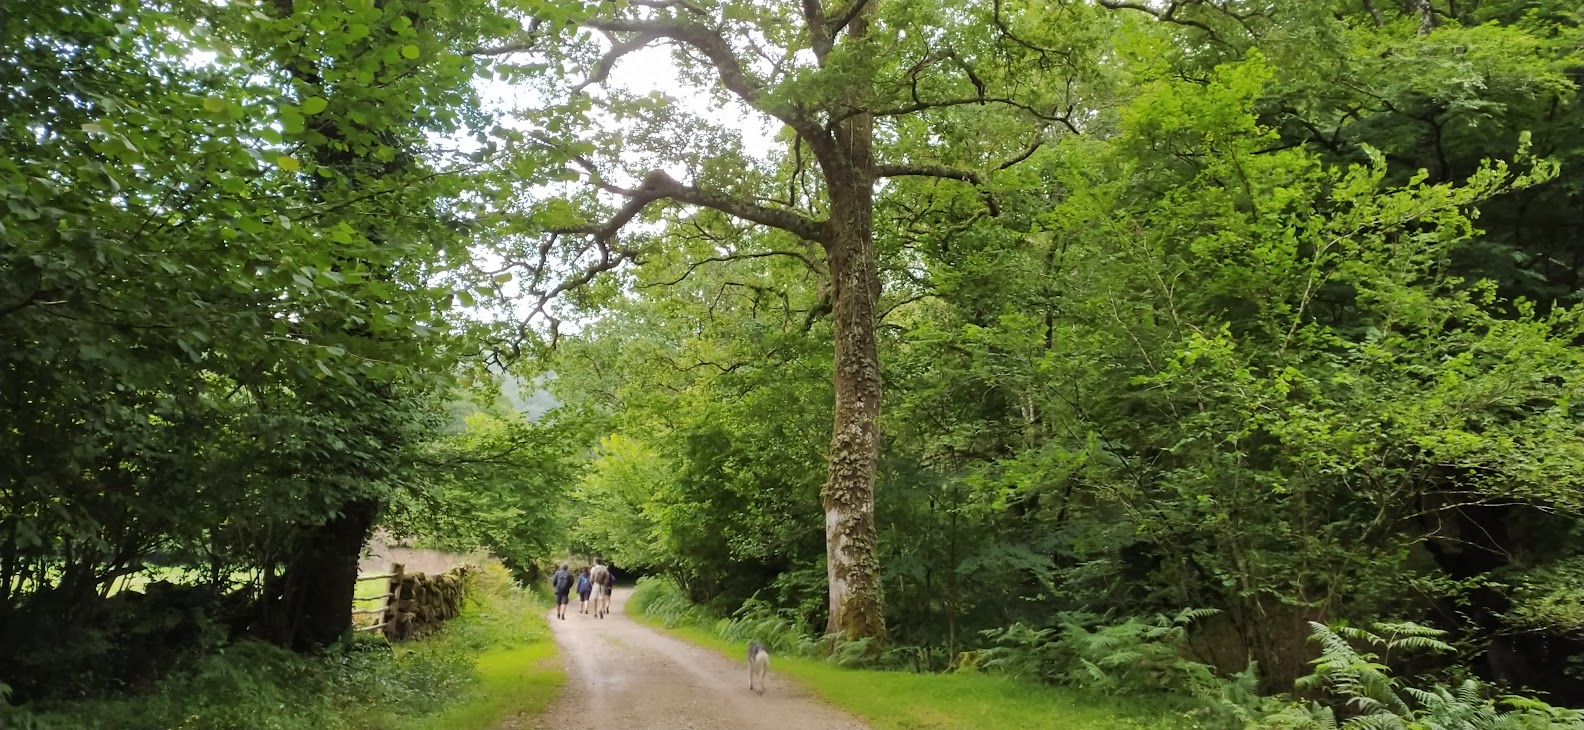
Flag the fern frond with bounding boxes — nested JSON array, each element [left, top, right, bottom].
[[1341, 711, 1409, 730]]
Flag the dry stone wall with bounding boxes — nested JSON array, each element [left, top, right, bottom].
[[388, 565, 471, 641]]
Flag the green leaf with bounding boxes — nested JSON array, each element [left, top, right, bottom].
[[401, 44, 420, 60], [300, 96, 329, 115]]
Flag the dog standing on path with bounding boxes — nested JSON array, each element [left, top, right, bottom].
[[747, 641, 770, 694]]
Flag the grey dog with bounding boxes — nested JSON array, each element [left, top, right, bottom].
[[746, 641, 770, 694]]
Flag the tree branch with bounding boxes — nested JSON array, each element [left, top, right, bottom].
[[997, 134, 1045, 170], [879, 293, 932, 322], [1095, 0, 1224, 44], [626, 0, 708, 15], [877, 163, 982, 185], [826, 0, 874, 39], [876, 163, 1000, 215], [802, 0, 834, 61], [602, 169, 831, 242], [642, 249, 824, 289], [574, 30, 665, 94], [580, 17, 837, 161], [992, 0, 1065, 58], [864, 95, 1081, 135]]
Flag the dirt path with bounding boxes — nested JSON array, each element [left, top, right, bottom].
[[529, 588, 868, 730]]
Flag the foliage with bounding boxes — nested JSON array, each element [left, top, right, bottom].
[[714, 597, 822, 658], [978, 610, 1284, 727], [0, 0, 546, 696], [1266, 622, 1584, 730], [385, 384, 592, 573], [628, 576, 717, 629], [12, 563, 557, 730]]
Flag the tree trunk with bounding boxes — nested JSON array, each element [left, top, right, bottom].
[[820, 82, 887, 640], [1413, 0, 1437, 34], [258, 498, 378, 650]]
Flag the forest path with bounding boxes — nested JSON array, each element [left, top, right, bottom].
[[524, 587, 867, 730]]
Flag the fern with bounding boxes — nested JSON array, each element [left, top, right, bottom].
[[708, 595, 823, 660], [1280, 621, 1583, 730]]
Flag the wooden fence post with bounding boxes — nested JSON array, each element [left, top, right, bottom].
[[383, 563, 404, 641]]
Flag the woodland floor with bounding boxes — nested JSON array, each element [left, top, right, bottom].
[[520, 587, 868, 730]]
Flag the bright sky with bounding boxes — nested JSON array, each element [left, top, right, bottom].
[[477, 41, 780, 165], [467, 38, 784, 333]]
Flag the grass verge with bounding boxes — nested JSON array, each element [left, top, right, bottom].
[[626, 581, 1198, 730], [392, 572, 564, 730], [398, 641, 560, 730]]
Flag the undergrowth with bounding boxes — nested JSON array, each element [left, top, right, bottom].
[[627, 577, 1204, 730], [6, 562, 558, 730], [981, 613, 1583, 730], [630, 577, 1583, 730]]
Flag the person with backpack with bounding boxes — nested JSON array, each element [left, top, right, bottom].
[[588, 558, 612, 618], [550, 563, 573, 620], [576, 567, 592, 614]]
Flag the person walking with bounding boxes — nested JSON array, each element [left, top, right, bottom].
[[576, 567, 592, 614], [550, 563, 574, 620], [588, 558, 611, 618]]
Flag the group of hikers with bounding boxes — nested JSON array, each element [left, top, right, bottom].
[[549, 557, 613, 620]]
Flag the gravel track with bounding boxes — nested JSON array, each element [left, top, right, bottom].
[[526, 587, 868, 730]]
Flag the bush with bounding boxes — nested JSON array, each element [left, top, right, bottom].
[[11, 563, 549, 730], [979, 610, 1283, 728], [630, 576, 713, 628], [1262, 622, 1584, 730], [715, 597, 820, 657]]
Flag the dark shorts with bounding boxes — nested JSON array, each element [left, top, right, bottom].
[[555, 590, 570, 605], [578, 590, 591, 599]]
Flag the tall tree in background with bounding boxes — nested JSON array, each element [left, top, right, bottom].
[[498, 0, 1103, 639]]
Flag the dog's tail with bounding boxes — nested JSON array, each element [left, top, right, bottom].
[[747, 641, 769, 664]]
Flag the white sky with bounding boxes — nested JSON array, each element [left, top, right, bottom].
[[477, 42, 780, 164], [464, 38, 786, 334]]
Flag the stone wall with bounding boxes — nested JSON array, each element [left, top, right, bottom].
[[388, 565, 471, 641]]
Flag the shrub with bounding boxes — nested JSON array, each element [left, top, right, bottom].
[[980, 609, 1283, 727], [630, 576, 713, 628], [1265, 622, 1584, 730]]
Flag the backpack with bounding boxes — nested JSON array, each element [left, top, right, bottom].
[[577, 574, 590, 592], [552, 569, 572, 592]]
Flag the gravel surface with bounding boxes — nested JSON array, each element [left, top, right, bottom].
[[526, 587, 869, 730]]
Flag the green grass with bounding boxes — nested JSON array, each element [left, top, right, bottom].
[[398, 641, 561, 730], [390, 572, 565, 730], [627, 593, 1198, 730]]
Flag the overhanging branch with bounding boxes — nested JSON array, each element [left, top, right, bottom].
[[876, 163, 999, 215], [826, 0, 874, 38], [602, 169, 831, 242], [642, 249, 824, 289], [877, 163, 982, 185], [865, 96, 1081, 135], [579, 16, 836, 161], [1095, 0, 1225, 44]]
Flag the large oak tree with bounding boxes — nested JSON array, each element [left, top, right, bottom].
[[488, 0, 1102, 637]]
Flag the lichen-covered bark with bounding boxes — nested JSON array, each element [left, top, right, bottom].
[[823, 222, 886, 641], [820, 51, 886, 639]]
